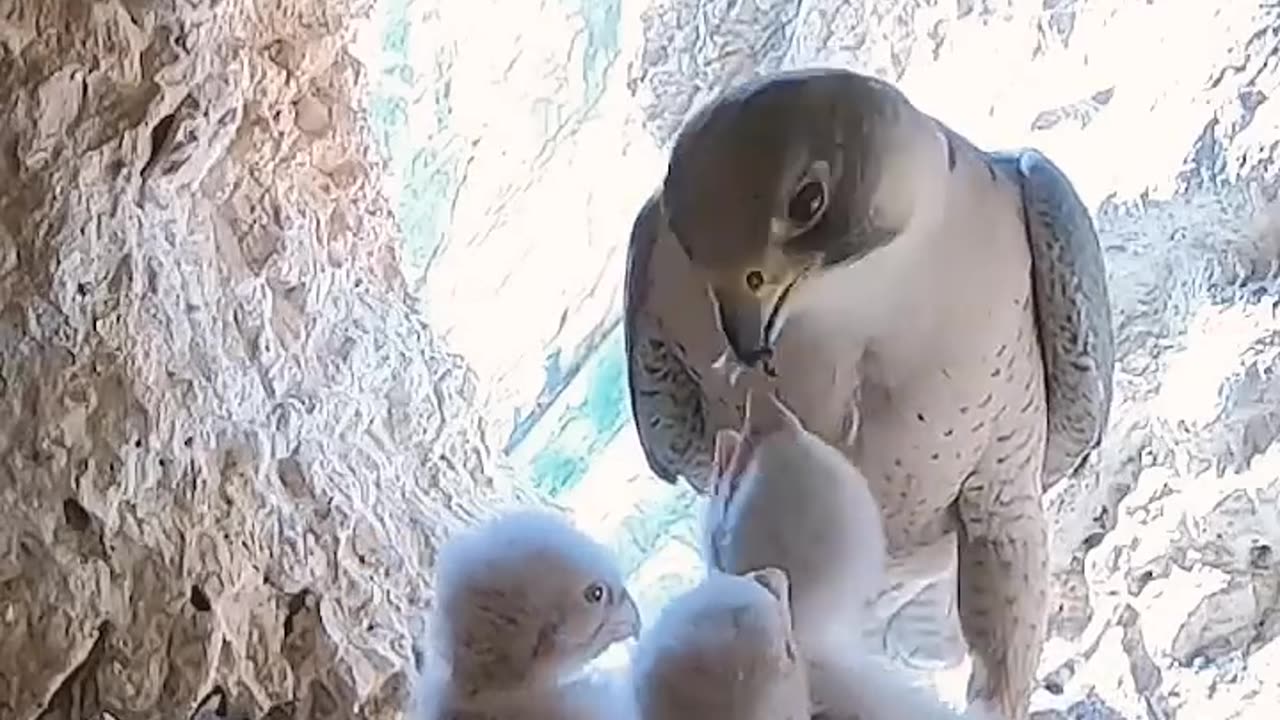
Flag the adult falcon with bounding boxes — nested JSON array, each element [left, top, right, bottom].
[[622, 67, 1114, 720]]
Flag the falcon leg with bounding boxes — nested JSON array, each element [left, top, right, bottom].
[[954, 460, 1049, 720]]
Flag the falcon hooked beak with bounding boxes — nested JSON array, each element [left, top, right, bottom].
[[708, 248, 816, 373]]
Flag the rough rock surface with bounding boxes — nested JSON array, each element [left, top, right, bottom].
[[0, 1, 536, 718]]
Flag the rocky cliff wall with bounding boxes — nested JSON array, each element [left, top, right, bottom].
[[0, 1, 534, 718]]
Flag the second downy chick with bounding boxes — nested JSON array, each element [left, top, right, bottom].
[[631, 566, 811, 720], [701, 386, 888, 662]]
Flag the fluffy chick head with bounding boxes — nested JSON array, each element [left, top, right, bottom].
[[710, 384, 853, 497], [702, 387, 888, 658], [631, 567, 810, 720], [429, 509, 642, 699]]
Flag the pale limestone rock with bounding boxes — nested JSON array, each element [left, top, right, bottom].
[[1034, 189, 1280, 718], [0, 1, 535, 718]]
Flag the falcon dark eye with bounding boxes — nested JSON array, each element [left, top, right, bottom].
[[583, 583, 606, 604], [745, 270, 765, 293], [787, 180, 825, 226]]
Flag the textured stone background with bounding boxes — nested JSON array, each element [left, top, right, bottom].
[[0, 1, 537, 718], [1, 0, 1279, 718]]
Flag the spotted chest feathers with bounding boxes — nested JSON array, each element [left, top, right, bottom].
[[833, 296, 1048, 556]]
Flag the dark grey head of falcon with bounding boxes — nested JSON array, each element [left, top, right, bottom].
[[662, 68, 920, 372]]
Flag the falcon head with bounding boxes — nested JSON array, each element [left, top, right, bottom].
[[431, 509, 642, 696], [663, 67, 947, 369]]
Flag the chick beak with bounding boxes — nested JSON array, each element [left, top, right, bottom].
[[607, 589, 642, 643]]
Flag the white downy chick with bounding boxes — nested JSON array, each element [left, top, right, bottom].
[[410, 509, 642, 720], [631, 567, 811, 720], [698, 390, 997, 720], [701, 386, 888, 662]]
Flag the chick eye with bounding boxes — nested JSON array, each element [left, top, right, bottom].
[[745, 270, 765, 293], [583, 583, 606, 604], [787, 180, 825, 226]]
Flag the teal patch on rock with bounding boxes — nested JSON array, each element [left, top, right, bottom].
[[366, 0, 460, 278], [530, 446, 590, 496], [524, 330, 630, 496], [583, 335, 627, 437], [579, 0, 622, 110], [399, 146, 465, 276]]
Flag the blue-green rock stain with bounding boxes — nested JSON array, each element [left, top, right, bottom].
[[579, 0, 621, 110], [367, 0, 461, 278], [527, 330, 630, 496]]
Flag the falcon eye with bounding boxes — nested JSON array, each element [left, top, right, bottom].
[[583, 583, 606, 604], [745, 270, 765, 293], [787, 180, 826, 226]]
